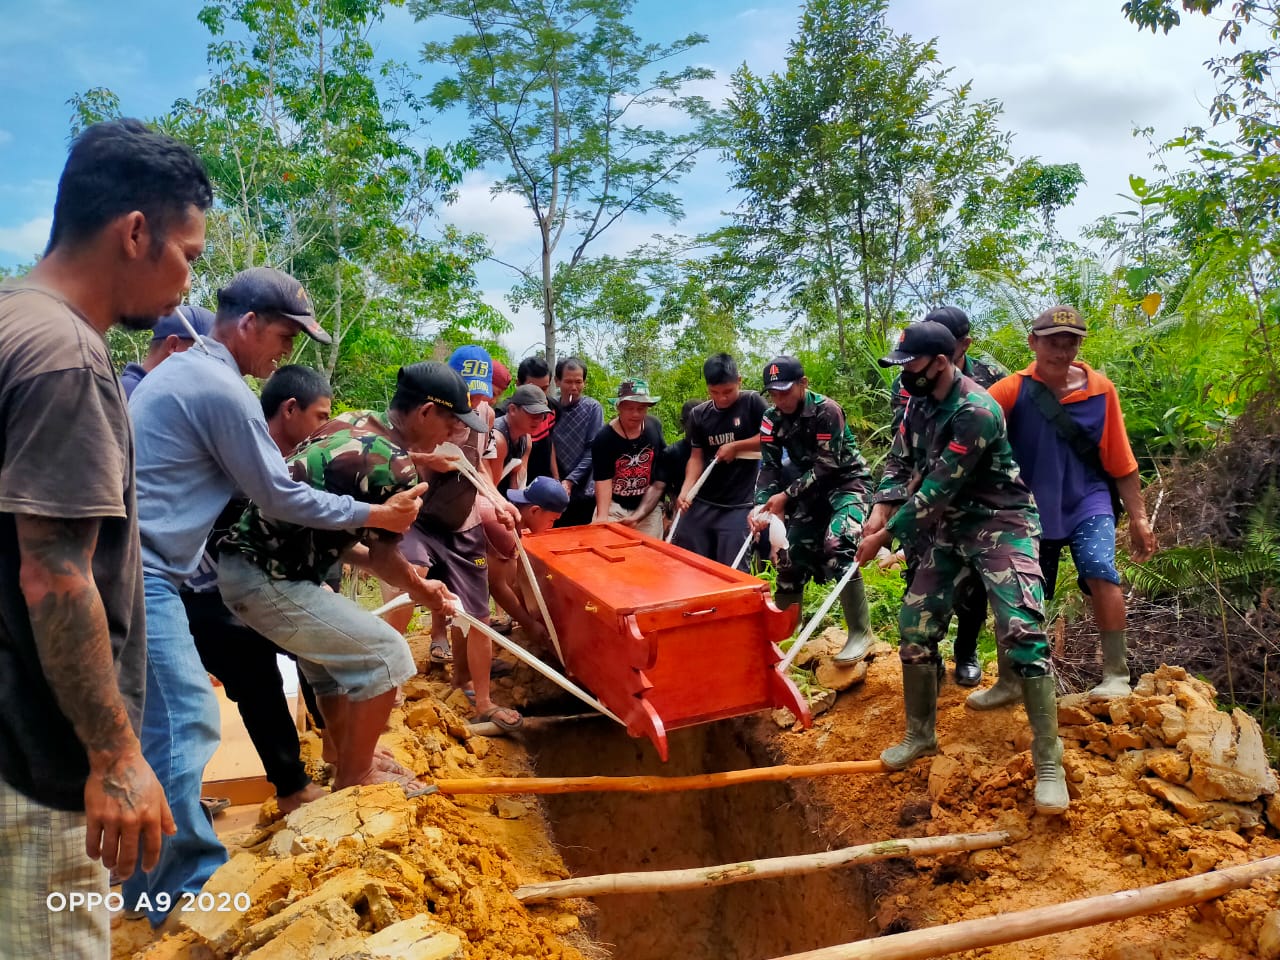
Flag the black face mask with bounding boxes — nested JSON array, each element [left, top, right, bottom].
[[902, 361, 944, 398]]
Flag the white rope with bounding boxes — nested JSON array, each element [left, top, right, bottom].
[[778, 562, 861, 672], [453, 612, 625, 725], [450, 454, 565, 667], [171, 307, 213, 355], [665, 459, 717, 543]]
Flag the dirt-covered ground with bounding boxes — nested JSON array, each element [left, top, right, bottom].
[[767, 636, 1280, 960], [114, 625, 1280, 960]]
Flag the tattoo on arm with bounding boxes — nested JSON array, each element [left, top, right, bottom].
[[15, 515, 135, 763]]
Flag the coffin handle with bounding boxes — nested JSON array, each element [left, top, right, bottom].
[[682, 607, 718, 618]]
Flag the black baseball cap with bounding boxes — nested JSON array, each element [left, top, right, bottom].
[[922, 305, 970, 339], [762, 356, 805, 391], [217, 267, 332, 345], [394, 361, 488, 432], [878, 321, 957, 367], [151, 305, 213, 343]]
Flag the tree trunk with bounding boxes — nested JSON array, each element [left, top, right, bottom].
[[542, 235, 556, 368]]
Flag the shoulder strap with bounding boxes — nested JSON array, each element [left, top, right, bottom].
[[1022, 376, 1106, 476]]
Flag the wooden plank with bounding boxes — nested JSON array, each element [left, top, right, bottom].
[[201, 776, 273, 806]]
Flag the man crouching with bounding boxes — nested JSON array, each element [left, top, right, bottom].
[[218, 362, 485, 795]]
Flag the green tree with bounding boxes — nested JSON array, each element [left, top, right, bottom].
[[724, 0, 1068, 354], [413, 0, 720, 367], [165, 0, 505, 397]]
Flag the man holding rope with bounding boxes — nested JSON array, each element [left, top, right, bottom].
[[857, 321, 1068, 815], [673, 353, 767, 568], [752, 356, 877, 663], [218, 361, 476, 795]]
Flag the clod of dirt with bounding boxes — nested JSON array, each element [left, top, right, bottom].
[[763, 657, 1280, 959]]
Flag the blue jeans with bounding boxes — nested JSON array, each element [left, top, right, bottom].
[[121, 573, 227, 926]]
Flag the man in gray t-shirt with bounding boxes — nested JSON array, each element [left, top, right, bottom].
[[0, 119, 212, 960]]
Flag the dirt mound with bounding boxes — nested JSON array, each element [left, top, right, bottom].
[[128, 664, 590, 960], [761, 651, 1280, 959]]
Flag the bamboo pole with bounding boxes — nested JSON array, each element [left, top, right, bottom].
[[432, 758, 886, 796], [515, 831, 1010, 903], [467, 712, 597, 737], [765, 855, 1280, 960]]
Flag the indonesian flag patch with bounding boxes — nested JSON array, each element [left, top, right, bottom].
[[948, 440, 968, 455], [760, 419, 773, 436]]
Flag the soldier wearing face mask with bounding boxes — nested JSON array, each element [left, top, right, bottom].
[[856, 321, 1068, 816]]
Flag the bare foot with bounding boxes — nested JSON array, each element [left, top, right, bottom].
[[277, 782, 327, 814]]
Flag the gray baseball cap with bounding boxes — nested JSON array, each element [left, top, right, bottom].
[[217, 267, 332, 345], [508, 383, 552, 414]]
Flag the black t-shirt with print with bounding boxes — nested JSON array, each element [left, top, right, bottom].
[[592, 416, 666, 510], [686, 391, 767, 507]]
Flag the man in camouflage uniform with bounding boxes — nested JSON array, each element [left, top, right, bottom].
[[219, 362, 487, 796], [856, 321, 1067, 815], [752, 356, 876, 662], [888, 306, 1009, 687]]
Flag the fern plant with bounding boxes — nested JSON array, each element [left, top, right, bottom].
[[1121, 489, 1280, 608]]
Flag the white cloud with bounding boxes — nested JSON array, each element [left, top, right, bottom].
[[0, 216, 50, 259], [884, 0, 1229, 237], [0, 130, 12, 147], [444, 172, 540, 263]]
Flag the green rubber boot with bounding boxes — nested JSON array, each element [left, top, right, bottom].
[[965, 644, 1022, 711], [1088, 630, 1132, 700], [1023, 674, 1070, 815], [881, 663, 939, 770], [833, 573, 875, 664]]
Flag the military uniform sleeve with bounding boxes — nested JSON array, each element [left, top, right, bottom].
[[783, 402, 850, 501], [874, 416, 916, 506], [358, 441, 421, 544], [886, 404, 1002, 540], [888, 374, 910, 435], [755, 410, 783, 504]]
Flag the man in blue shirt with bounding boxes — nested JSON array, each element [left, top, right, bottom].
[[551, 357, 604, 527], [125, 267, 424, 925], [120, 305, 214, 398]]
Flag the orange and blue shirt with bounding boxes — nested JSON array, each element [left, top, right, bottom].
[[986, 362, 1138, 540]]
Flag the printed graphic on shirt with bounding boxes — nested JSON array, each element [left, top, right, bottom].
[[613, 447, 655, 498]]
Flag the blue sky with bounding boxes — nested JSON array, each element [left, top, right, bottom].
[[0, 1, 1231, 354]]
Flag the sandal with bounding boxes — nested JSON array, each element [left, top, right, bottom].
[[200, 796, 231, 817], [429, 638, 453, 664], [477, 705, 524, 733]]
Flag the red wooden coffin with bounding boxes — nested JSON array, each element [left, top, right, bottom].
[[521, 522, 812, 760]]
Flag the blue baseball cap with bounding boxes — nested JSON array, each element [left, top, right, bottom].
[[447, 345, 494, 398], [151, 305, 214, 343], [507, 476, 569, 513]]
